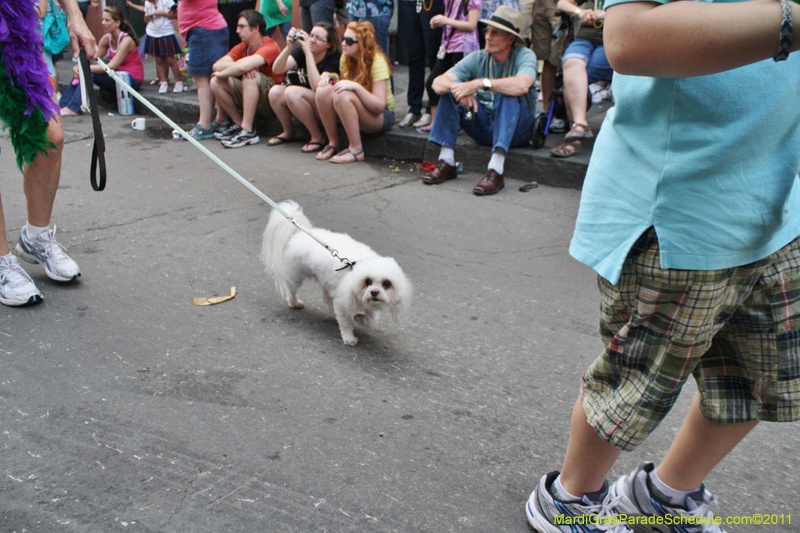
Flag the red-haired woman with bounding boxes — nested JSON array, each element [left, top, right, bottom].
[[314, 21, 394, 163]]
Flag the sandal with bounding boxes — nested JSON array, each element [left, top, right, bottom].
[[329, 148, 365, 164], [149, 78, 162, 86], [315, 144, 338, 161], [550, 140, 582, 158], [267, 135, 295, 146], [564, 122, 593, 142], [301, 139, 327, 153], [416, 125, 432, 134]]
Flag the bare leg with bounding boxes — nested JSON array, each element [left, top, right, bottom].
[[559, 395, 622, 496], [268, 84, 296, 139], [166, 56, 181, 84], [155, 56, 168, 84], [193, 75, 215, 128], [285, 86, 325, 142], [562, 57, 589, 126], [315, 84, 340, 148], [239, 75, 260, 132], [24, 113, 65, 229], [655, 394, 758, 491], [0, 194, 9, 256], [210, 76, 240, 125], [331, 90, 384, 154]]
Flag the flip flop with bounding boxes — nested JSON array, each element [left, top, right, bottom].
[[329, 148, 364, 164], [315, 145, 338, 161], [301, 140, 327, 153], [267, 136, 295, 146]]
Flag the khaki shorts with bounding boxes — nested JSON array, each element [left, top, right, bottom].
[[530, 0, 567, 67], [583, 227, 800, 451], [232, 72, 275, 118]]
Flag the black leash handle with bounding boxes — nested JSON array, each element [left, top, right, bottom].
[[78, 49, 106, 191]]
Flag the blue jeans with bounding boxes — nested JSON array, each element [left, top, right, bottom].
[[429, 92, 534, 152], [561, 38, 613, 84], [301, 0, 336, 32], [59, 73, 142, 114]]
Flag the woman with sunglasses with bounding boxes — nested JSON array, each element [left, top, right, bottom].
[[314, 21, 394, 163], [267, 22, 341, 152]]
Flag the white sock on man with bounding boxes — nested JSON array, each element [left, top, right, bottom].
[[438, 147, 455, 167], [650, 469, 697, 506], [488, 149, 505, 175], [25, 222, 49, 240]]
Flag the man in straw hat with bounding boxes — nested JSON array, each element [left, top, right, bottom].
[[420, 5, 538, 196]]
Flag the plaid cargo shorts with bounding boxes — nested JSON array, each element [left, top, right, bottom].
[[583, 227, 800, 451]]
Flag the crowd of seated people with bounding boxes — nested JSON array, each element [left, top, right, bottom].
[[65, 1, 615, 191]]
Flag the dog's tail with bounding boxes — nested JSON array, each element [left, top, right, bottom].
[[260, 201, 313, 298]]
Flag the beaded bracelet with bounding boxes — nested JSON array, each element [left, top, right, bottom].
[[775, 0, 793, 61]]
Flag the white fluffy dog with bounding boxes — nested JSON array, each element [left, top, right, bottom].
[[260, 201, 412, 345]]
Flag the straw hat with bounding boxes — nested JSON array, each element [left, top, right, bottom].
[[479, 6, 525, 45]]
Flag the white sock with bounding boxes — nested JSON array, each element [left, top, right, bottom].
[[488, 149, 505, 175], [25, 222, 49, 240], [650, 469, 696, 506], [438, 147, 455, 166], [552, 475, 582, 502]]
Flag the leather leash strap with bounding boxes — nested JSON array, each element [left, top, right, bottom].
[[78, 49, 106, 191]]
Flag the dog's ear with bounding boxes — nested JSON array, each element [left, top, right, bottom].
[[389, 275, 412, 323], [334, 269, 362, 316]]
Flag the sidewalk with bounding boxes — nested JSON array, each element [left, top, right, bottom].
[[57, 58, 611, 190]]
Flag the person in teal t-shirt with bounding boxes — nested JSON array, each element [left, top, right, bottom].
[[526, 0, 800, 531]]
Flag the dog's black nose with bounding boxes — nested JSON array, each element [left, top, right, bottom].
[[371, 290, 380, 297]]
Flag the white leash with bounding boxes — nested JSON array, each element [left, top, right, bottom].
[[92, 58, 355, 269]]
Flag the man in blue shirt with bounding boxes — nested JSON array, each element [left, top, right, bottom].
[[526, 0, 800, 531], [421, 6, 538, 196]]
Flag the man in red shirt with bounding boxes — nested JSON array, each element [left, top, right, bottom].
[[209, 9, 283, 148]]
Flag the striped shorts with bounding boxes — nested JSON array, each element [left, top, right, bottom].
[[583, 227, 800, 451]]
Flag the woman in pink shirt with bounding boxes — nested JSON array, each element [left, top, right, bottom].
[[177, 0, 230, 139], [59, 6, 144, 115]]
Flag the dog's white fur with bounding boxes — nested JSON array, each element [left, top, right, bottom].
[[260, 201, 412, 345]]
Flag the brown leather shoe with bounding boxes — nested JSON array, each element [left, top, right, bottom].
[[421, 160, 457, 185], [473, 169, 504, 196]]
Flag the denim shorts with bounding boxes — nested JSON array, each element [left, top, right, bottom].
[[186, 27, 229, 76], [377, 108, 395, 134], [583, 228, 800, 451], [561, 38, 613, 84]]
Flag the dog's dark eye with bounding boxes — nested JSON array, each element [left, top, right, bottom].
[[364, 278, 372, 287], [382, 280, 392, 289]]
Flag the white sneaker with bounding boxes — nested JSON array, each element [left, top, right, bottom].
[[610, 462, 726, 533], [158, 81, 169, 94], [15, 225, 81, 282], [173, 81, 184, 93], [412, 113, 432, 128], [526, 471, 633, 533], [550, 117, 567, 133], [0, 254, 42, 307], [398, 112, 421, 127]]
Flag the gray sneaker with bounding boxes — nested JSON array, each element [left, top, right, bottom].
[[184, 123, 215, 140], [214, 124, 242, 140], [609, 462, 726, 533], [222, 129, 259, 148], [0, 254, 42, 306], [15, 225, 81, 282], [209, 119, 233, 133], [526, 471, 633, 533]]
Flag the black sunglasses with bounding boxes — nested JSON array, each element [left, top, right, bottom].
[[342, 36, 358, 46]]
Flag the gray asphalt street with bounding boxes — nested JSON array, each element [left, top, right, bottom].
[[1, 114, 798, 532]]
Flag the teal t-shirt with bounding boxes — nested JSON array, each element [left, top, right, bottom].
[[448, 46, 539, 112], [570, 0, 800, 284]]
